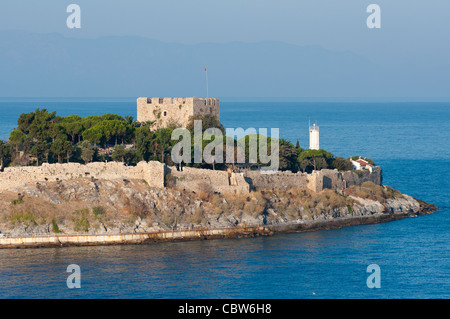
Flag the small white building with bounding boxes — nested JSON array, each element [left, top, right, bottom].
[[309, 123, 319, 150], [351, 158, 374, 172]]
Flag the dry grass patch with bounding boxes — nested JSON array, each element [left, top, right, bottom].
[[344, 181, 402, 202]]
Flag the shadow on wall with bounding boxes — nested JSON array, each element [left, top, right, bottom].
[[323, 175, 332, 189]]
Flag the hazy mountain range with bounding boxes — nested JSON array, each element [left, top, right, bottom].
[[0, 30, 447, 100]]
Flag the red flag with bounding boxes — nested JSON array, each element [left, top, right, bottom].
[[205, 64, 207, 71]]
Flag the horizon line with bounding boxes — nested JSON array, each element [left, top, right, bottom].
[[0, 97, 450, 103]]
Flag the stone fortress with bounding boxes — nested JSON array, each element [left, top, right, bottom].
[[0, 160, 381, 195], [137, 97, 220, 129], [0, 96, 381, 195]]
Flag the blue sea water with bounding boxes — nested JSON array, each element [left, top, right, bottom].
[[0, 99, 449, 299]]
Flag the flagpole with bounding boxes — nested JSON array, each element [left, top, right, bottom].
[[205, 64, 209, 99]]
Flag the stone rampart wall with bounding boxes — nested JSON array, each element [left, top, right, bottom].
[[0, 160, 382, 195], [0, 161, 165, 192], [244, 170, 310, 191], [244, 167, 382, 194], [168, 166, 249, 194], [342, 166, 382, 187]]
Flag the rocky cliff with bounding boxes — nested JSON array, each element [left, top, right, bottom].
[[0, 178, 437, 239]]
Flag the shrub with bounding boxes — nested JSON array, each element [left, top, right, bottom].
[[347, 204, 353, 214], [11, 197, 24, 205], [92, 206, 106, 218], [165, 173, 177, 187], [324, 191, 346, 210], [52, 217, 62, 233], [72, 209, 90, 232], [212, 206, 224, 215], [161, 212, 176, 227], [223, 194, 246, 211], [384, 186, 403, 198], [197, 182, 213, 197], [192, 207, 205, 225], [243, 200, 265, 218], [344, 181, 400, 202], [210, 194, 223, 207], [286, 207, 300, 219], [10, 210, 37, 227]]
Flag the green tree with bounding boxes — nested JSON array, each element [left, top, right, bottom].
[[9, 129, 26, 158], [82, 126, 103, 147], [112, 145, 127, 162], [124, 115, 134, 125], [112, 145, 136, 165], [22, 135, 34, 158], [78, 141, 95, 164], [135, 126, 154, 161], [99, 121, 114, 148], [124, 123, 136, 146], [331, 157, 353, 171], [81, 116, 101, 131], [100, 114, 125, 122], [186, 114, 224, 134], [24, 109, 57, 141], [298, 149, 334, 172], [65, 141, 74, 163], [62, 117, 83, 143], [30, 140, 50, 165], [194, 129, 225, 170], [111, 120, 127, 145], [154, 128, 173, 163], [17, 112, 35, 134], [0, 140, 11, 171], [239, 134, 272, 166], [51, 137, 73, 163], [48, 123, 67, 143], [278, 139, 298, 171]]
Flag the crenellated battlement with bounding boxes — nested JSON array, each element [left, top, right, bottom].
[[137, 96, 220, 129], [142, 97, 219, 105]]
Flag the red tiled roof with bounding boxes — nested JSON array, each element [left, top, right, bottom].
[[355, 159, 369, 165]]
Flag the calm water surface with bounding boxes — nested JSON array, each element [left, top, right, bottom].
[[0, 99, 448, 298]]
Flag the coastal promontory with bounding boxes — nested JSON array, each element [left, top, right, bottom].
[[0, 172, 437, 247]]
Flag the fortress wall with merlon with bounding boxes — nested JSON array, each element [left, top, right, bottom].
[[137, 97, 195, 128], [244, 167, 382, 194], [0, 160, 381, 195], [342, 166, 382, 187], [244, 170, 310, 191], [137, 97, 219, 129], [0, 161, 165, 192], [192, 98, 220, 121], [309, 167, 382, 194], [168, 166, 249, 194]]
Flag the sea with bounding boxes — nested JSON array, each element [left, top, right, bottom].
[[0, 98, 448, 299]]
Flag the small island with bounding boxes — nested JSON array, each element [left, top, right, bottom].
[[0, 98, 438, 248]]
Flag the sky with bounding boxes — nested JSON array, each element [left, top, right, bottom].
[[1, 1, 449, 60], [0, 0, 449, 99]]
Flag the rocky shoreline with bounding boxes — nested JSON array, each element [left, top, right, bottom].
[[0, 208, 436, 249], [0, 178, 438, 248]]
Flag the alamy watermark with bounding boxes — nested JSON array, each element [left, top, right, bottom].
[[171, 121, 280, 172], [66, 264, 81, 288], [65, 4, 381, 30], [366, 264, 381, 288], [66, 4, 81, 29], [367, 4, 381, 29]]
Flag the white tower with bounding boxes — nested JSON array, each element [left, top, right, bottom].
[[309, 122, 319, 150]]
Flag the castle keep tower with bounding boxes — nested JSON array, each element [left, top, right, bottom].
[[137, 97, 220, 130], [309, 122, 320, 150]]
